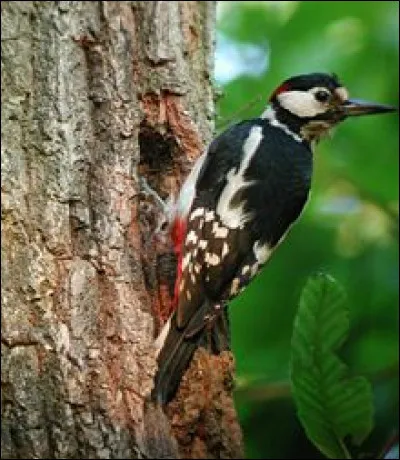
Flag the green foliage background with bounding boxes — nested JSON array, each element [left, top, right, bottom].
[[215, 2, 399, 458]]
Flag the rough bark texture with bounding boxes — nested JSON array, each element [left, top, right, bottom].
[[1, 1, 243, 459]]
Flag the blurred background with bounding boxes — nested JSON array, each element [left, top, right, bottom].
[[214, 2, 399, 458]]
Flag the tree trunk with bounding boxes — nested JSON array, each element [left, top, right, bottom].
[[1, 1, 243, 458]]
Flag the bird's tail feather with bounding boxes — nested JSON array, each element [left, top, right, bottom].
[[152, 302, 230, 405]]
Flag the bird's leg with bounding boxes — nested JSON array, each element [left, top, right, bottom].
[[138, 177, 175, 246], [139, 177, 168, 213], [138, 178, 177, 330]]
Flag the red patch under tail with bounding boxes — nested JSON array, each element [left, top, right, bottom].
[[170, 217, 187, 309]]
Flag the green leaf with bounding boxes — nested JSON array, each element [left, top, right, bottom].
[[290, 273, 374, 459]]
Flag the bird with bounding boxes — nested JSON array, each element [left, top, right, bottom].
[[151, 72, 395, 405]]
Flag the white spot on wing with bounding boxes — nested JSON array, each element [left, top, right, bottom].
[[185, 230, 198, 245], [199, 240, 208, 250], [250, 262, 259, 277], [205, 210, 215, 222], [216, 126, 262, 229], [222, 242, 229, 258], [253, 241, 272, 264], [212, 222, 229, 238], [230, 278, 240, 296], [190, 208, 205, 221], [205, 253, 220, 266], [182, 252, 191, 270]]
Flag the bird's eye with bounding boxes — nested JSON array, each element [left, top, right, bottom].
[[315, 90, 331, 103]]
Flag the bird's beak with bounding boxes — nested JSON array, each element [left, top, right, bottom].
[[342, 98, 397, 117]]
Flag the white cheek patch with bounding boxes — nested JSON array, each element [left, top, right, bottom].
[[278, 90, 327, 118]]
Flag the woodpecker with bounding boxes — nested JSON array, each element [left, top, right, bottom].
[[152, 72, 395, 405]]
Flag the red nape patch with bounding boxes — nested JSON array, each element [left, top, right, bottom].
[[269, 81, 291, 101], [170, 217, 187, 307]]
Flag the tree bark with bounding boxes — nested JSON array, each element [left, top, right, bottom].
[[1, 2, 243, 458]]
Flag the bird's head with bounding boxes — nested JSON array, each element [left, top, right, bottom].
[[267, 72, 396, 143]]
